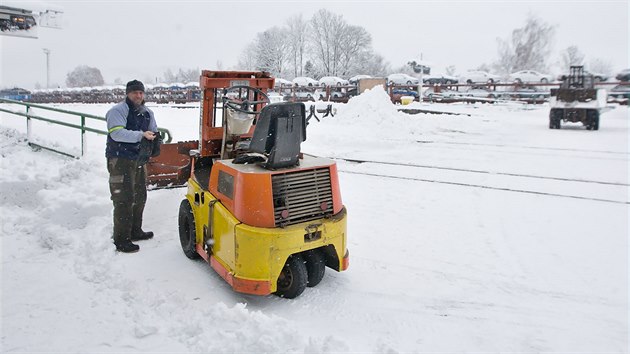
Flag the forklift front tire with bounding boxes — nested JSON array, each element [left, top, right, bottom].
[[178, 199, 200, 260]]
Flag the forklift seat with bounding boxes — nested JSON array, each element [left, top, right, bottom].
[[248, 102, 306, 169]]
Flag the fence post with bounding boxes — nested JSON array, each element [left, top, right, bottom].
[[81, 115, 86, 156], [26, 105, 32, 142]]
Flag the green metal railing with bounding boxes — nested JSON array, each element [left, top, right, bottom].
[[0, 98, 172, 159]]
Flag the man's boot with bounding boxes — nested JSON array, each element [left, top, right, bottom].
[[131, 229, 154, 241], [115, 240, 140, 253]]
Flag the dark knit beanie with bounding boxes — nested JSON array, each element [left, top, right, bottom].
[[126, 80, 145, 94]]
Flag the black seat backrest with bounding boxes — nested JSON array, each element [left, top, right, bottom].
[[250, 102, 306, 169]]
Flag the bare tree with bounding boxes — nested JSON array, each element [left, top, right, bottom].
[[356, 51, 389, 77], [163, 68, 177, 83], [338, 25, 372, 76], [162, 68, 199, 83], [589, 58, 613, 75], [310, 9, 346, 76], [286, 14, 309, 78], [559, 45, 585, 73], [476, 63, 492, 72], [237, 9, 385, 79], [493, 15, 555, 75], [66, 65, 105, 87], [177, 68, 199, 83], [303, 60, 315, 77], [237, 43, 258, 71], [253, 27, 289, 77]]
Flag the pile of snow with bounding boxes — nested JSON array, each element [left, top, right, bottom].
[[335, 85, 406, 124], [304, 86, 424, 158]]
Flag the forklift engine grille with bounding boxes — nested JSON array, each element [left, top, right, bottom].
[[272, 167, 333, 227]]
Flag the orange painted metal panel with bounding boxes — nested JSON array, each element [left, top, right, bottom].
[[328, 163, 344, 214]]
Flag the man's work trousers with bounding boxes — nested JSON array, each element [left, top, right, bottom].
[[107, 158, 147, 245]]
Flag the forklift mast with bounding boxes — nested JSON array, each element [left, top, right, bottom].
[[146, 71, 275, 187], [198, 71, 275, 157]]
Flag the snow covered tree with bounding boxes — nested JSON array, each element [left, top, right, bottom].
[[588, 58, 613, 76], [251, 27, 289, 77], [238, 9, 385, 78], [309, 9, 346, 76], [355, 51, 389, 77], [445, 65, 456, 76], [163, 69, 177, 83], [161, 68, 199, 83], [177, 68, 199, 83], [309, 9, 378, 77], [237, 43, 258, 71], [65, 65, 105, 87], [493, 15, 555, 75], [560, 45, 585, 73], [303, 60, 315, 77], [286, 14, 309, 78]]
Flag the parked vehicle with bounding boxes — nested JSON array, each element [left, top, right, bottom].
[[557, 70, 608, 83], [318, 76, 349, 86], [423, 74, 458, 85], [508, 70, 553, 84], [0, 87, 31, 101], [423, 87, 458, 100], [588, 71, 609, 82], [464, 86, 497, 99], [390, 88, 419, 103], [615, 69, 630, 82], [387, 73, 419, 85], [348, 74, 372, 84], [458, 71, 501, 84], [274, 78, 293, 87], [292, 76, 318, 87], [608, 85, 630, 99], [292, 89, 325, 101], [500, 86, 550, 101]]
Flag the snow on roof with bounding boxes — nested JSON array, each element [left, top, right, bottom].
[[4, 0, 64, 13]]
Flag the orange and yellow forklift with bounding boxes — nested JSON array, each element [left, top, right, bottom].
[[147, 71, 348, 298]]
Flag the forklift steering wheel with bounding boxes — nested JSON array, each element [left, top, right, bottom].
[[222, 85, 270, 115]]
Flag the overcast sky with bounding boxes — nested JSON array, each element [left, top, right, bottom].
[[1, 0, 628, 88]]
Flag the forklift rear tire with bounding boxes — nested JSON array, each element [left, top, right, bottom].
[[275, 255, 307, 299], [303, 249, 326, 287], [593, 117, 599, 130], [588, 110, 600, 131], [178, 199, 200, 260]]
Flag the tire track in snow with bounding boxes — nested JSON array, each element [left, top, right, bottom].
[[414, 140, 630, 156], [338, 169, 628, 205], [332, 157, 628, 187]]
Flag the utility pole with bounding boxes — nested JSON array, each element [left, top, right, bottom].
[[418, 52, 423, 103], [43, 48, 50, 88]]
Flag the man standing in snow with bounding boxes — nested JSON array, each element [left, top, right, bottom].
[[106, 80, 158, 253]]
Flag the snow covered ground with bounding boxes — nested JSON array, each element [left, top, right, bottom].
[[1, 88, 628, 352]]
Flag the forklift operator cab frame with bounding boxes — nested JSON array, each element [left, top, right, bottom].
[[149, 71, 349, 299]]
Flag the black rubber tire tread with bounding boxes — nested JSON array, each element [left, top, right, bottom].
[[304, 249, 326, 287], [275, 255, 307, 299], [178, 199, 200, 259]]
